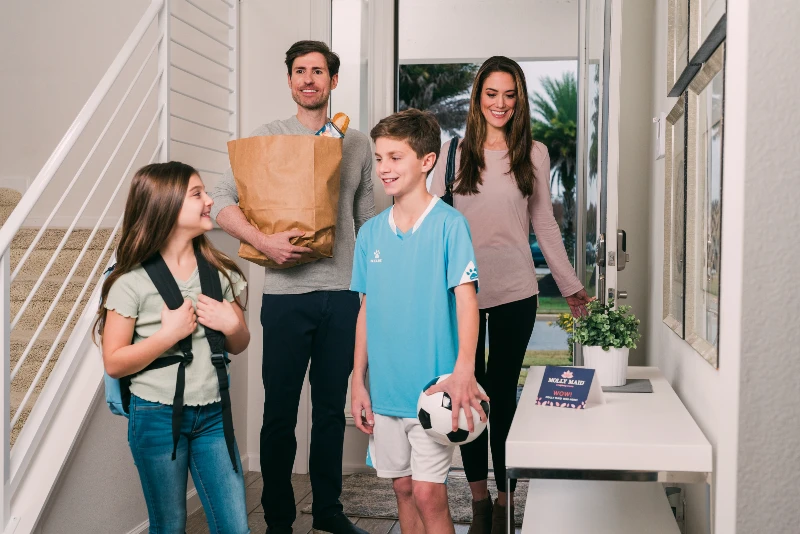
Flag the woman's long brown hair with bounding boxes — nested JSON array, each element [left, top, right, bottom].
[[454, 56, 535, 197], [94, 162, 247, 341]]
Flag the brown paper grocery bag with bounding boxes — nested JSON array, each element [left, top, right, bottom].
[[227, 135, 342, 269]]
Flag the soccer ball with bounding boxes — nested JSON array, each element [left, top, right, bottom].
[[416, 374, 489, 446]]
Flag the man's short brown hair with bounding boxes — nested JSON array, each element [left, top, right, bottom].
[[285, 40, 340, 77], [370, 109, 441, 167]]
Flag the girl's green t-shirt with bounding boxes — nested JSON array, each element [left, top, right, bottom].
[[104, 264, 246, 406]]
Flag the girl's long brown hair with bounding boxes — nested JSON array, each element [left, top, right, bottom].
[[94, 162, 247, 340], [454, 56, 535, 197]]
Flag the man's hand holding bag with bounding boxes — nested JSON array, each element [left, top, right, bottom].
[[226, 114, 349, 269]]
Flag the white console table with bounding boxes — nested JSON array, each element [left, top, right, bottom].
[[505, 366, 712, 533]]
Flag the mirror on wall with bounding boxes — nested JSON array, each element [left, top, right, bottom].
[[662, 96, 686, 338], [685, 43, 724, 367], [663, 0, 725, 368]]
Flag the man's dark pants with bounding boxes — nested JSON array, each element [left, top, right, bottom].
[[260, 291, 360, 529]]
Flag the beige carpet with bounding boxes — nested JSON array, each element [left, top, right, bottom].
[[2, 187, 116, 445], [301, 473, 527, 526]]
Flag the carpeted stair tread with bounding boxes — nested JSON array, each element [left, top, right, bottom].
[[10, 247, 113, 279], [3, 188, 116, 447], [11, 277, 94, 304], [0, 188, 23, 207], [11, 228, 115, 251]]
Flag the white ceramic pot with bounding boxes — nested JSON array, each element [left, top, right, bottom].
[[582, 346, 629, 387]]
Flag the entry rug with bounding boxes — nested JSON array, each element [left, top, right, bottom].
[[301, 472, 526, 526]]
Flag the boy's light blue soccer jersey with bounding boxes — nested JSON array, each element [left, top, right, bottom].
[[350, 197, 479, 418]]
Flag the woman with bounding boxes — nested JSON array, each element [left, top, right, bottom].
[[430, 56, 592, 534]]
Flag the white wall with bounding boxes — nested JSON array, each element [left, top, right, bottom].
[[398, 0, 578, 63], [34, 395, 150, 534], [734, 0, 800, 531], [0, 0, 159, 227], [237, 0, 315, 473], [0, 0, 151, 191], [645, 0, 751, 533], [616, 0, 654, 366]]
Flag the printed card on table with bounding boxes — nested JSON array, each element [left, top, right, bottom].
[[536, 366, 605, 409]]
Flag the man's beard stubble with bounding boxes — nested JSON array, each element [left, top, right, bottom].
[[292, 91, 329, 111]]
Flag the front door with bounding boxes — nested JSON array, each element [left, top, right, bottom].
[[308, 0, 625, 475]]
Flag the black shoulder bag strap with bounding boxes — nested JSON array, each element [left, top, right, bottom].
[[195, 249, 238, 473], [441, 136, 460, 207], [141, 254, 195, 464]]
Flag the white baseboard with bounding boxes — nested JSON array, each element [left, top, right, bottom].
[[245, 453, 260, 473], [343, 463, 375, 476], [245, 453, 370, 477], [126, 488, 200, 534]]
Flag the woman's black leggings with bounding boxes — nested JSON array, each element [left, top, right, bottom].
[[460, 294, 538, 493]]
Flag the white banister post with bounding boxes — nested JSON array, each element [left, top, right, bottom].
[[228, 0, 239, 142], [157, 0, 172, 163], [1, 250, 11, 531]]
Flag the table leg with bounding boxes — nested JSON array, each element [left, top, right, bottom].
[[507, 472, 514, 534]]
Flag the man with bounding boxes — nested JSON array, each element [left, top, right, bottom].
[[211, 40, 375, 534]]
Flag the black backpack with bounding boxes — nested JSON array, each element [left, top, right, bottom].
[[440, 136, 460, 207], [106, 249, 238, 472]]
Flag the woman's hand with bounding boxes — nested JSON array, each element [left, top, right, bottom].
[[196, 294, 240, 335], [565, 288, 595, 318]]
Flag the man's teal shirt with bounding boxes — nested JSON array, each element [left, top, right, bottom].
[[350, 197, 479, 418]]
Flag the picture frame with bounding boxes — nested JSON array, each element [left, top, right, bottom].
[[667, 0, 690, 92], [685, 43, 725, 368], [662, 96, 687, 337]]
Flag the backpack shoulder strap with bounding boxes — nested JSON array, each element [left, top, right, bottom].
[[194, 248, 237, 472], [442, 136, 460, 207], [194, 249, 225, 355], [141, 252, 194, 462], [141, 254, 193, 358]]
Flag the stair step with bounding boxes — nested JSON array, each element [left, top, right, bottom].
[[0, 188, 22, 207], [1, 189, 118, 448], [11, 295, 92, 333], [10, 277, 94, 304], [10, 246, 114, 279], [11, 228, 116, 252]]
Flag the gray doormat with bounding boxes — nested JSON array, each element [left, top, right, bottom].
[[302, 473, 526, 526], [602, 378, 653, 393]]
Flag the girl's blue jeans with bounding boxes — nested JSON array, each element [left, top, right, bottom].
[[128, 395, 250, 534]]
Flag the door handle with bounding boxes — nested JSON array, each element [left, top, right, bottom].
[[597, 234, 606, 267], [617, 229, 630, 271]]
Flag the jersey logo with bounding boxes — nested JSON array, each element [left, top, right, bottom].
[[459, 261, 479, 285], [371, 250, 382, 263]]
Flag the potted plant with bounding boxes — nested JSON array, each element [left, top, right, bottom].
[[572, 298, 641, 387]]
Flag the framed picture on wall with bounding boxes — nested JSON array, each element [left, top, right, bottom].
[[685, 43, 724, 368], [663, 96, 687, 337], [667, 0, 690, 92]]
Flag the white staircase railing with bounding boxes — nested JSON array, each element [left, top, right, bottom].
[[0, 0, 237, 530]]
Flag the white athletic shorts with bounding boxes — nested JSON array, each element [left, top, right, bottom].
[[368, 413, 454, 483]]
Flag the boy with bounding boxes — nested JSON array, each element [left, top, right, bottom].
[[350, 109, 489, 534]]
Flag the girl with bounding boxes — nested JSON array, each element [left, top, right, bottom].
[[430, 56, 593, 534], [96, 162, 251, 534]]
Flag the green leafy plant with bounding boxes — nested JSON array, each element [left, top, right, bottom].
[[548, 312, 576, 359], [573, 299, 641, 351]]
